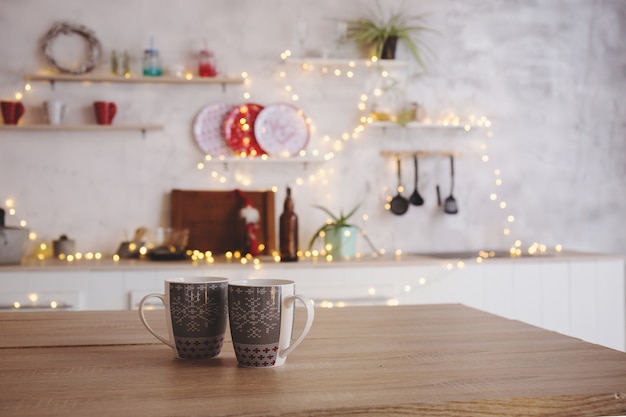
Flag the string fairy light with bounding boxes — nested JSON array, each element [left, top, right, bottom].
[[245, 52, 545, 262], [7, 53, 561, 266]]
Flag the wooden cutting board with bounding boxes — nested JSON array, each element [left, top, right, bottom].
[[170, 189, 276, 255]]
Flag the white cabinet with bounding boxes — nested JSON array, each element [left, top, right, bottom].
[[0, 270, 84, 310], [539, 262, 570, 336], [87, 271, 126, 310], [480, 263, 515, 319], [0, 253, 623, 351], [591, 259, 625, 350], [461, 257, 625, 352]]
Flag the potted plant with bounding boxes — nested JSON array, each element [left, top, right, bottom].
[[307, 204, 377, 258], [344, 3, 435, 67]]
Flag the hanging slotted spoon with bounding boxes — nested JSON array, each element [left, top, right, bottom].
[[444, 155, 458, 214]]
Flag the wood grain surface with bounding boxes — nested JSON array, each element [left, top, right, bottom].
[[1, 304, 625, 416]]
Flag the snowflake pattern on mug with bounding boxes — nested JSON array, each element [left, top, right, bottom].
[[228, 286, 282, 344], [170, 282, 226, 337]]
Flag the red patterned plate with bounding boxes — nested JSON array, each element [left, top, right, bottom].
[[254, 103, 310, 157], [193, 102, 233, 156], [222, 103, 265, 157]]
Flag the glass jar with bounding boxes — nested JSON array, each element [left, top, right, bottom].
[[198, 49, 217, 77], [142, 49, 162, 76], [111, 50, 118, 75]]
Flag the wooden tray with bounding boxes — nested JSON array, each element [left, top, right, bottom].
[[170, 189, 276, 255]]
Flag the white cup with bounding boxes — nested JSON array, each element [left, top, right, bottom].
[[43, 100, 65, 125]]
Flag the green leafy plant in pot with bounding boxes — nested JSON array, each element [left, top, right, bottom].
[[344, 3, 435, 67], [307, 204, 377, 259]]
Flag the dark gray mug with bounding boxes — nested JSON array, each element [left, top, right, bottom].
[[139, 277, 228, 360], [228, 279, 314, 367]]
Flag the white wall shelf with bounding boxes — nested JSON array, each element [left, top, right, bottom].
[[283, 57, 409, 70], [380, 150, 462, 158], [369, 121, 474, 131], [0, 124, 163, 137], [24, 73, 243, 91], [202, 155, 329, 169], [0, 124, 162, 131]]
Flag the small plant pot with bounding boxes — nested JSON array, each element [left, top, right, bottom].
[[381, 36, 398, 59], [53, 237, 75, 258], [324, 226, 357, 258]]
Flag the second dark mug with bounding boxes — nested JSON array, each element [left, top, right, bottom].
[[228, 279, 315, 367], [93, 101, 117, 125], [1, 101, 25, 125]]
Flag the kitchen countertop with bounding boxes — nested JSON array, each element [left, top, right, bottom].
[[1, 304, 625, 416], [0, 250, 622, 272]]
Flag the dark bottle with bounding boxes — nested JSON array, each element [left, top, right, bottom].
[[279, 187, 298, 262]]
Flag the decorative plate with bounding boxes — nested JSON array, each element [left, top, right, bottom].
[[193, 102, 233, 156], [254, 103, 310, 157], [222, 103, 265, 156]]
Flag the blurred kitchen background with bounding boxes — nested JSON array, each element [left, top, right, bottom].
[[0, 0, 624, 259]]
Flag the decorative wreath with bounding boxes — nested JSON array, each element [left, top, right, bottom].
[[41, 22, 102, 74]]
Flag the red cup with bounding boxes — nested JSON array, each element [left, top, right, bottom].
[[93, 101, 117, 125], [1, 101, 25, 125]]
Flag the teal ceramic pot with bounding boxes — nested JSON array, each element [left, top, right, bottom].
[[324, 226, 357, 258]]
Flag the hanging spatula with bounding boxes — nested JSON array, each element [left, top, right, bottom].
[[444, 155, 458, 214]]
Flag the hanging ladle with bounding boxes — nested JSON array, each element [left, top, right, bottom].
[[390, 156, 409, 215], [444, 155, 458, 214], [409, 154, 424, 206]]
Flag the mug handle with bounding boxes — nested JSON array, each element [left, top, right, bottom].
[[279, 294, 315, 359], [42, 102, 49, 123], [16, 102, 24, 120], [138, 293, 174, 348], [108, 102, 117, 119]]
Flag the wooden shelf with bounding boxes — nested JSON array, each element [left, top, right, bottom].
[[201, 154, 330, 168], [204, 155, 327, 163], [369, 121, 473, 130], [283, 57, 409, 70], [24, 73, 244, 88], [0, 124, 162, 133], [380, 150, 462, 158]]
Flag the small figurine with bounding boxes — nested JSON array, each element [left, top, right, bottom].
[[235, 189, 260, 256]]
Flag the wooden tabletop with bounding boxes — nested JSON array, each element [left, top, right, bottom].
[[1, 304, 625, 417]]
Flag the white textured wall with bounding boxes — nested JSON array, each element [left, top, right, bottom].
[[0, 0, 624, 258]]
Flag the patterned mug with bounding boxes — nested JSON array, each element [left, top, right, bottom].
[[228, 279, 314, 367], [138, 277, 228, 360]]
